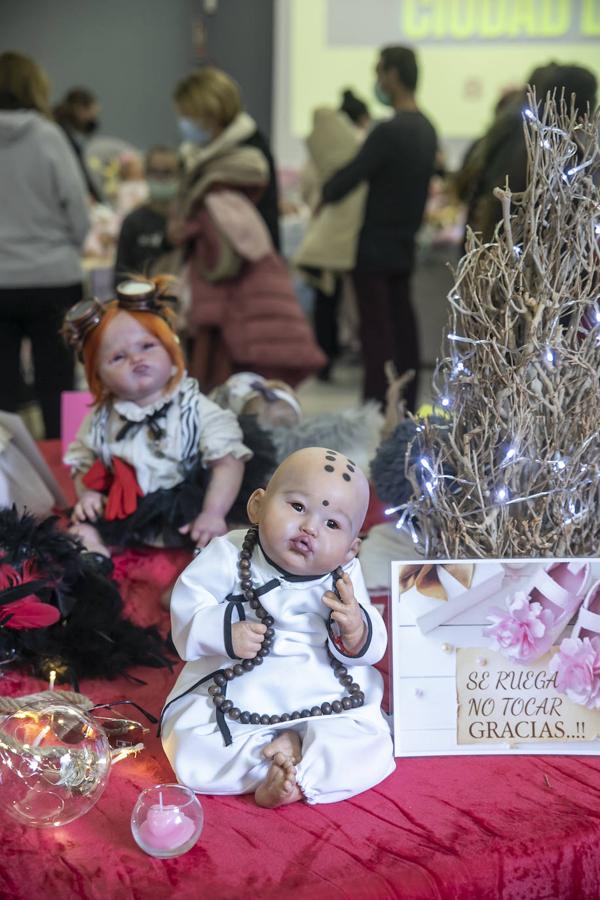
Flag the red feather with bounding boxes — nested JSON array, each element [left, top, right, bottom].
[[1, 597, 61, 630]]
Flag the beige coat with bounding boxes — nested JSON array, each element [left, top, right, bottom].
[[294, 108, 367, 293]]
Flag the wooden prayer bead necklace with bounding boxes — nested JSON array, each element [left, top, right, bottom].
[[208, 526, 365, 725]]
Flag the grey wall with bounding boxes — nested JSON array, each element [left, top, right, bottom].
[[202, 0, 274, 138], [1, 0, 274, 151]]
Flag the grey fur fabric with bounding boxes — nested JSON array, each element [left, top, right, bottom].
[[370, 416, 449, 507], [269, 402, 383, 473]]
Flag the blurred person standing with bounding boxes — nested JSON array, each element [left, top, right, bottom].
[[175, 67, 280, 249], [0, 52, 89, 438], [460, 63, 597, 242], [295, 88, 371, 381], [171, 67, 324, 391], [54, 86, 104, 202], [114, 145, 180, 285], [321, 46, 437, 411]]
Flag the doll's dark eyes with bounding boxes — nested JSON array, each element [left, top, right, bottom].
[[290, 502, 304, 512], [326, 519, 339, 530]]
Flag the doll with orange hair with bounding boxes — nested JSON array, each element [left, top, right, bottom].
[[62, 278, 251, 562]]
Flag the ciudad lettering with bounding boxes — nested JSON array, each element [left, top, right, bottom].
[[401, 0, 600, 40]]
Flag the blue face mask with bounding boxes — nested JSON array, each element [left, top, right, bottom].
[[178, 117, 212, 145], [374, 82, 393, 107]]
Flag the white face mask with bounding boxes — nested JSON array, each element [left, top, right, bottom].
[[178, 117, 212, 145], [147, 179, 179, 201]]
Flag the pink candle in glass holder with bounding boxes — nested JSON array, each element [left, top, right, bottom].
[[138, 792, 195, 851]]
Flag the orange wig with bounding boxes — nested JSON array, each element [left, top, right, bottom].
[[82, 302, 185, 404]]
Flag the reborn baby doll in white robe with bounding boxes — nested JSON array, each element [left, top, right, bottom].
[[161, 446, 394, 808]]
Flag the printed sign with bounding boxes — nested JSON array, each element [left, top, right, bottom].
[[456, 647, 600, 744], [391, 558, 600, 756]]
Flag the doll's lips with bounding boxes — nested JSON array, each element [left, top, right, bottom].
[[133, 363, 151, 376], [289, 536, 314, 556]]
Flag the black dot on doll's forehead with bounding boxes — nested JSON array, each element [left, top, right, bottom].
[[325, 454, 337, 462], [324, 465, 334, 473], [322, 500, 329, 507], [343, 473, 351, 481], [347, 464, 355, 472]]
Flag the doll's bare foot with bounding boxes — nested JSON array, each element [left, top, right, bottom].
[[255, 752, 302, 808], [262, 729, 302, 765], [69, 522, 110, 557]]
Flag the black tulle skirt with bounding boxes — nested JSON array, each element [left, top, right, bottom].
[[94, 417, 278, 549], [226, 415, 278, 525], [95, 458, 211, 549]]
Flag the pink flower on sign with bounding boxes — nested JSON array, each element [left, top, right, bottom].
[[484, 592, 555, 662], [549, 637, 600, 709]]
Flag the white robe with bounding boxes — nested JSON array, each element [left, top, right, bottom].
[[161, 530, 395, 804]]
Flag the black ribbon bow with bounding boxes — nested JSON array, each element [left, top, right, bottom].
[[115, 401, 172, 442]]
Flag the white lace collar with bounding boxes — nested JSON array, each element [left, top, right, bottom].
[[111, 374, 187, 422]]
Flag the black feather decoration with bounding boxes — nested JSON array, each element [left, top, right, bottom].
[[0, 507, 174, 683]]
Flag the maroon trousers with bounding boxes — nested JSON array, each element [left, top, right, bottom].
[[352, 271, 419, 412]]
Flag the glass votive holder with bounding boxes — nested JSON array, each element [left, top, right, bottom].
[[131, 783, 204, 858]]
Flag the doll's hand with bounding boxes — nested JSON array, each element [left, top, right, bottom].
[[72, 490, 106, 523], [231, 621, 267, 659], [322, 573, 366, 653], [178, 511, 227, 548]]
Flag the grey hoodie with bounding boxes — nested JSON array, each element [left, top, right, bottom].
[[0, 110, 90, 287]]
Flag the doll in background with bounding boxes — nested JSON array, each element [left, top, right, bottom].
[[211, 371, 382, 528], [62, 277, 251, 565], [161, 447, 394, 808], [210, 371, 303, 431], [210, 371, 303, 525]]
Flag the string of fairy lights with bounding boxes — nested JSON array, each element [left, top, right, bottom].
[[385, 98, 600, 555]]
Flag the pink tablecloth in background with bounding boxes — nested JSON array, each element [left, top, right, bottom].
[[1, 446, 600, 898]]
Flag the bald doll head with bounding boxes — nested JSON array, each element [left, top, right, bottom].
[[247, 447, 370, 576]]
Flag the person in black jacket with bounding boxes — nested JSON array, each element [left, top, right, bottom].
[[458, 63, 597, 244], [53, 86, 104, 203], [113, 145, 179, 286], [322, 46, 437, 411]]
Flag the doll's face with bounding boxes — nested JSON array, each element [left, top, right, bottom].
[[247, 448, 369, 576], [97, 311, 173, 406]]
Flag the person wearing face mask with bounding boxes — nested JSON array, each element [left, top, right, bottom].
[[54, 86, 104, 203], [321, 46, 437, 413], [168, 68, 325, 391], [174, 67, 280, 249], [113, 146, 179, 286]]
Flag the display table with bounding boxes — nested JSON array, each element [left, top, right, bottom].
[[1, 446, 599, 899]]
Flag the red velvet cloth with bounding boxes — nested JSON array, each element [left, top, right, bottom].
[[3, 445, 600, 898]]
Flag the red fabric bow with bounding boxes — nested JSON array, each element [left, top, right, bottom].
[[82, 458, 144, 520]]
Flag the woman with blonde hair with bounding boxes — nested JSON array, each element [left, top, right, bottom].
[[174, 67, 279, 248], [0, 52, 89, 438], [171, 67, 325, 391]]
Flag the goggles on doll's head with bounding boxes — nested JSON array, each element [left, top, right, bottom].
[[62, 278, 178, 357]]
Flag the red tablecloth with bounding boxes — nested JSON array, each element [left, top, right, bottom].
[[2, 446, 600, 898]]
